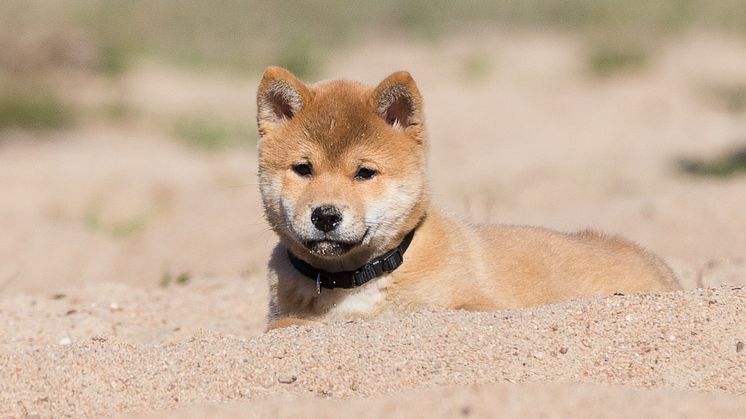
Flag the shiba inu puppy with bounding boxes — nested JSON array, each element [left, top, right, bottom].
[[256, 66, 680, 330]]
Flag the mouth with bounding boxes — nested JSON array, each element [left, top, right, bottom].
[[301, 227, 370, 257], [303, 240, 357, 256]]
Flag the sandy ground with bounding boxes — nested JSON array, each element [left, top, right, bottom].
[[2, 286, 745, 417], [142, 382, 746, 419], [1, 31, 746, 417]]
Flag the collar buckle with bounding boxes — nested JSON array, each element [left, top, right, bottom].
[[382, 247, 404, 271]]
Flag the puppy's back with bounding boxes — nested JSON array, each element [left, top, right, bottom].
[[475, 224, 679, 308]]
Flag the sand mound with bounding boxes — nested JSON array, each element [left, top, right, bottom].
[[2, 282, 744, 417]]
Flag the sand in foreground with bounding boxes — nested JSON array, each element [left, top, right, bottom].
[[1, 283, 744, 417]]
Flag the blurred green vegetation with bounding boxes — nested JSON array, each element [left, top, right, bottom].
[[96, 41, 130, 75], [160, 270, 192, 287], [1, 0, 745, 143], [2, 0, 746, 79], [0, 92, 75, 130], [84, 204, 150, 238], [461, 53, 493, 82], [678, 146, 746, 178], [588, 44, 648, 77], [705, 83, 746, 114], [173, 117, 257, 151]]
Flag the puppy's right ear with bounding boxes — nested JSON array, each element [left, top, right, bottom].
[[371, 71, 423, 130], [256, 66, 310, 134]]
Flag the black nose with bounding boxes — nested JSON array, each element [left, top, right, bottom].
[[311, 205, 342, 233]]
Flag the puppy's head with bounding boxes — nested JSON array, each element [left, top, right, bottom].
[[256, 67, 427, 267]]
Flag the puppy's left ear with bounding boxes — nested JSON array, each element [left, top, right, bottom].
[[256, 66, 311, 134], [371, 71, 423, 132]]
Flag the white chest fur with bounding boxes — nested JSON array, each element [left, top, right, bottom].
[[325, 276, 391, 317]]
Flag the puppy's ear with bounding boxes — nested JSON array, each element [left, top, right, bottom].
[[256, 66, 311, 133], [371, 71, 423, 130]]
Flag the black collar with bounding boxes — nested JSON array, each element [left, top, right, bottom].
[[287, 229, 415, 292]]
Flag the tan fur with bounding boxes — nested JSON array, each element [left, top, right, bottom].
[[256, 67, 680, 330]]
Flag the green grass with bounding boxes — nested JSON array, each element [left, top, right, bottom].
[[677, 146, 746, 178], [173, 117, 256, 151], [461, 53, 493, 82], [275, 40, 323, 80], [84, 204, 149, 238], [705, 83, 746, 114], [2, 0, 746, 79], [102, 100, 132, 122], [1, 0, 745, 139], [96, 41, 130, 75], [588, 44, 649, 77], [0, 92, 75, 130], [160, 271, 192, 287]]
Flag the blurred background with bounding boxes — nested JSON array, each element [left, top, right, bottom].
[[1, 0, 745, 296]]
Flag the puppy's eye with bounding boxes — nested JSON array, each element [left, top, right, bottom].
[[354, 167, 377, 180], [292, 163, 313, 177]]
